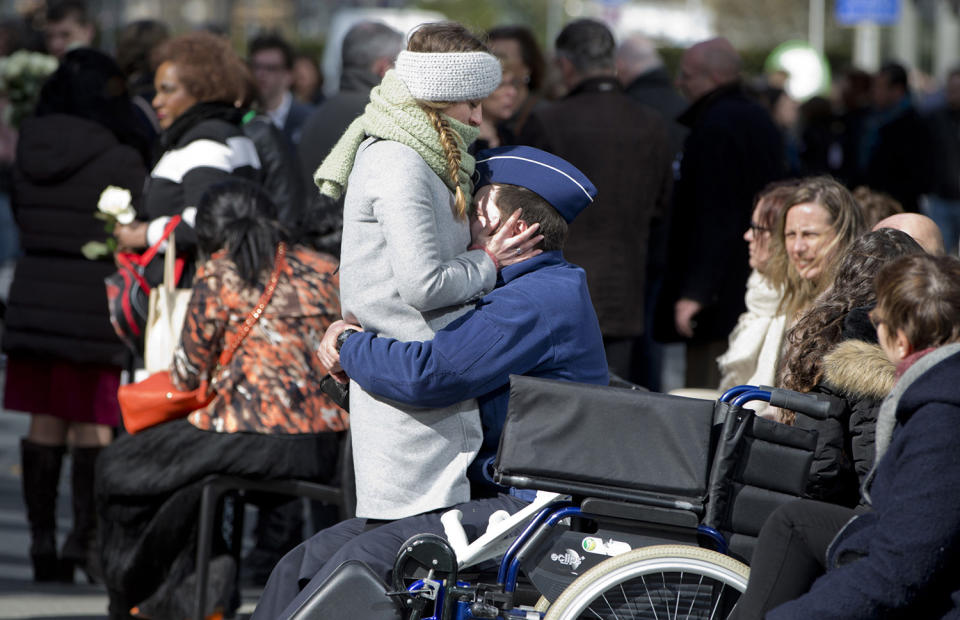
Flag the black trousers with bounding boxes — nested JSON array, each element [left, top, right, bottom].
[[730, 499, 857, 619], [251, 494, 529, 619]]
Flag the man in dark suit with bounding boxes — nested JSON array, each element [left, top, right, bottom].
[[248, 32, 314, 146], [518, 19, 673, 385], [657, 37, 784, 388]]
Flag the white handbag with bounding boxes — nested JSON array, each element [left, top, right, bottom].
[[143, 229, 192, 374]]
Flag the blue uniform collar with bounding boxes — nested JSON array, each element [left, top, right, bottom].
[[500, 251, 565, 283]]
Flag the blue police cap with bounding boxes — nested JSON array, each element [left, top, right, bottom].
[[474, 146, 596, 223]]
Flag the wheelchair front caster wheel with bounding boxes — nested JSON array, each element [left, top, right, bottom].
[[392, 533, 459, 594]]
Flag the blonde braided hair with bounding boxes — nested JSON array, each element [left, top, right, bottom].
[[407, 22, 490, 220], [421, 101, 468, 218]]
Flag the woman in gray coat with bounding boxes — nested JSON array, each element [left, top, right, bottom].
[[314, 22, 541, 520]]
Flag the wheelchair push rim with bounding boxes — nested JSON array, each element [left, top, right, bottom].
[[543, 544, 749, 620]]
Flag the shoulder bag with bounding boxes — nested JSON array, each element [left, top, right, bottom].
[[117, 243, 288, 434], [104, 216, 183, 355], [143, 226, 191, 374]]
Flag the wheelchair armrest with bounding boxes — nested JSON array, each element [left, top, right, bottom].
[[579, 497, 700, 529]]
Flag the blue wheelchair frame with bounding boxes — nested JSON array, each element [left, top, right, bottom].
[[398, 385, 784, 620]]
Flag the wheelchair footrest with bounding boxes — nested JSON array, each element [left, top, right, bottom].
[[289, 560, 403, 620]]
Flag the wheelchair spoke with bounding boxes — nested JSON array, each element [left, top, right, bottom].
[[686, 573, 705, 618], [641, 574, 660, 620], [672, 571, 683, 620], [618, 583, 638, 620], [708, 581, 729, 620]]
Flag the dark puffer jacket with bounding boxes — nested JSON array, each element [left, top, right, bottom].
[[770, 344, 960, 619], [3, 114, 146, 366], [796, 339, 896, 506]]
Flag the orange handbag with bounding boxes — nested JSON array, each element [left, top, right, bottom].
[[118, 243, 287, 434]]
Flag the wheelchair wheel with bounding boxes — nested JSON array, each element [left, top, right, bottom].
[[543, 544, 749, 620]]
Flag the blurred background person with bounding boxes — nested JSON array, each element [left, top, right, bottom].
[[519, 18, 673, 385], [44, 1, 94, 58], [487, 24, 546, 137], [922, 66, 960, 255], [297, 20, 402, 258], [2, 49, 148, 583], [616, 32, 687, 156], [853, 185, 903, 228], [235, 60, 306, 236], [113, 30, 260, 289], [292, 51, 324, 105], [657, 36, 784, 388], [0, 17, 27, 317], [114, 19, 170, 135], [615, 32, 687, 390], [858, 61, 933, 213], [825, 68, 873, 184], [248, 32, 313, 146], [873, 212, 945, 255], [473, 56, 524, 151], [716, 181, 797, 391]]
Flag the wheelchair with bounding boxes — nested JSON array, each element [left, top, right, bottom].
[[289, 377, 840, 620]]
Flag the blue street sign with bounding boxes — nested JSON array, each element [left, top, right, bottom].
[[836, 0, 900, 25]]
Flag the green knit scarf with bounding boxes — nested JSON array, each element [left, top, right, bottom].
[[314, 69, 479, 207]]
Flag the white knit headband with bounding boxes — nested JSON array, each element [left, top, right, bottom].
[[395, 50, 502, 102]]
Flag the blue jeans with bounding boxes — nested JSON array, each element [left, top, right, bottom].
[[922, 194, 960, 255]]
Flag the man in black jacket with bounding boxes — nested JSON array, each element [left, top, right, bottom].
[[296, 21, 402, 256], [859, 62, 933, 214], [656, 37, 784, 388], [615, 33, 688, 390], [518, 19, 672, 385]]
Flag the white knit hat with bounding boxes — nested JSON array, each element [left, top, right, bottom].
[[394, 50, 502, 102]]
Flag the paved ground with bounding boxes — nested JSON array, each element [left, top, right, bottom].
[[0, 364, 261, 619]]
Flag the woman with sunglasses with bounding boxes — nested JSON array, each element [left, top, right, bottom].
[[730, 252, 960, 619]]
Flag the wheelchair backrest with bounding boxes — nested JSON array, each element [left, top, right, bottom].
[[703, 401, 819, 563], [495, 375, 716, 502]]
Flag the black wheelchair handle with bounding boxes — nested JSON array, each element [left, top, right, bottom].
[[767, 388, 842, 420]]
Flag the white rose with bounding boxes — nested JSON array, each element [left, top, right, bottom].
[[98, 186, 136, 224], [8, 52, 27, 76]]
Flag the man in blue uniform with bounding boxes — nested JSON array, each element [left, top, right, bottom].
[[252, 146, 608, 618]]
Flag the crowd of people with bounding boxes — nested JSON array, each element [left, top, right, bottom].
[[0, 1, 960, 619]]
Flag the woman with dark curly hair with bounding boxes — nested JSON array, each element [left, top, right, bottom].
[[113, 30, 260, 288], [777, 228, 925, 505]]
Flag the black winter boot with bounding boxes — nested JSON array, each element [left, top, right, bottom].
[[20, 438, 65, 582], [61, 446, 103, 583]]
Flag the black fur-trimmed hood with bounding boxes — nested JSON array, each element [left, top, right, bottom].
[[822, 339, 897, 400]]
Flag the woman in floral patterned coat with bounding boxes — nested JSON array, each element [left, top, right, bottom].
[[95, 180, 346, 620]]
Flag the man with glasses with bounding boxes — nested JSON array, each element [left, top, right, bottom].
[[248, 32, 314, 145]]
